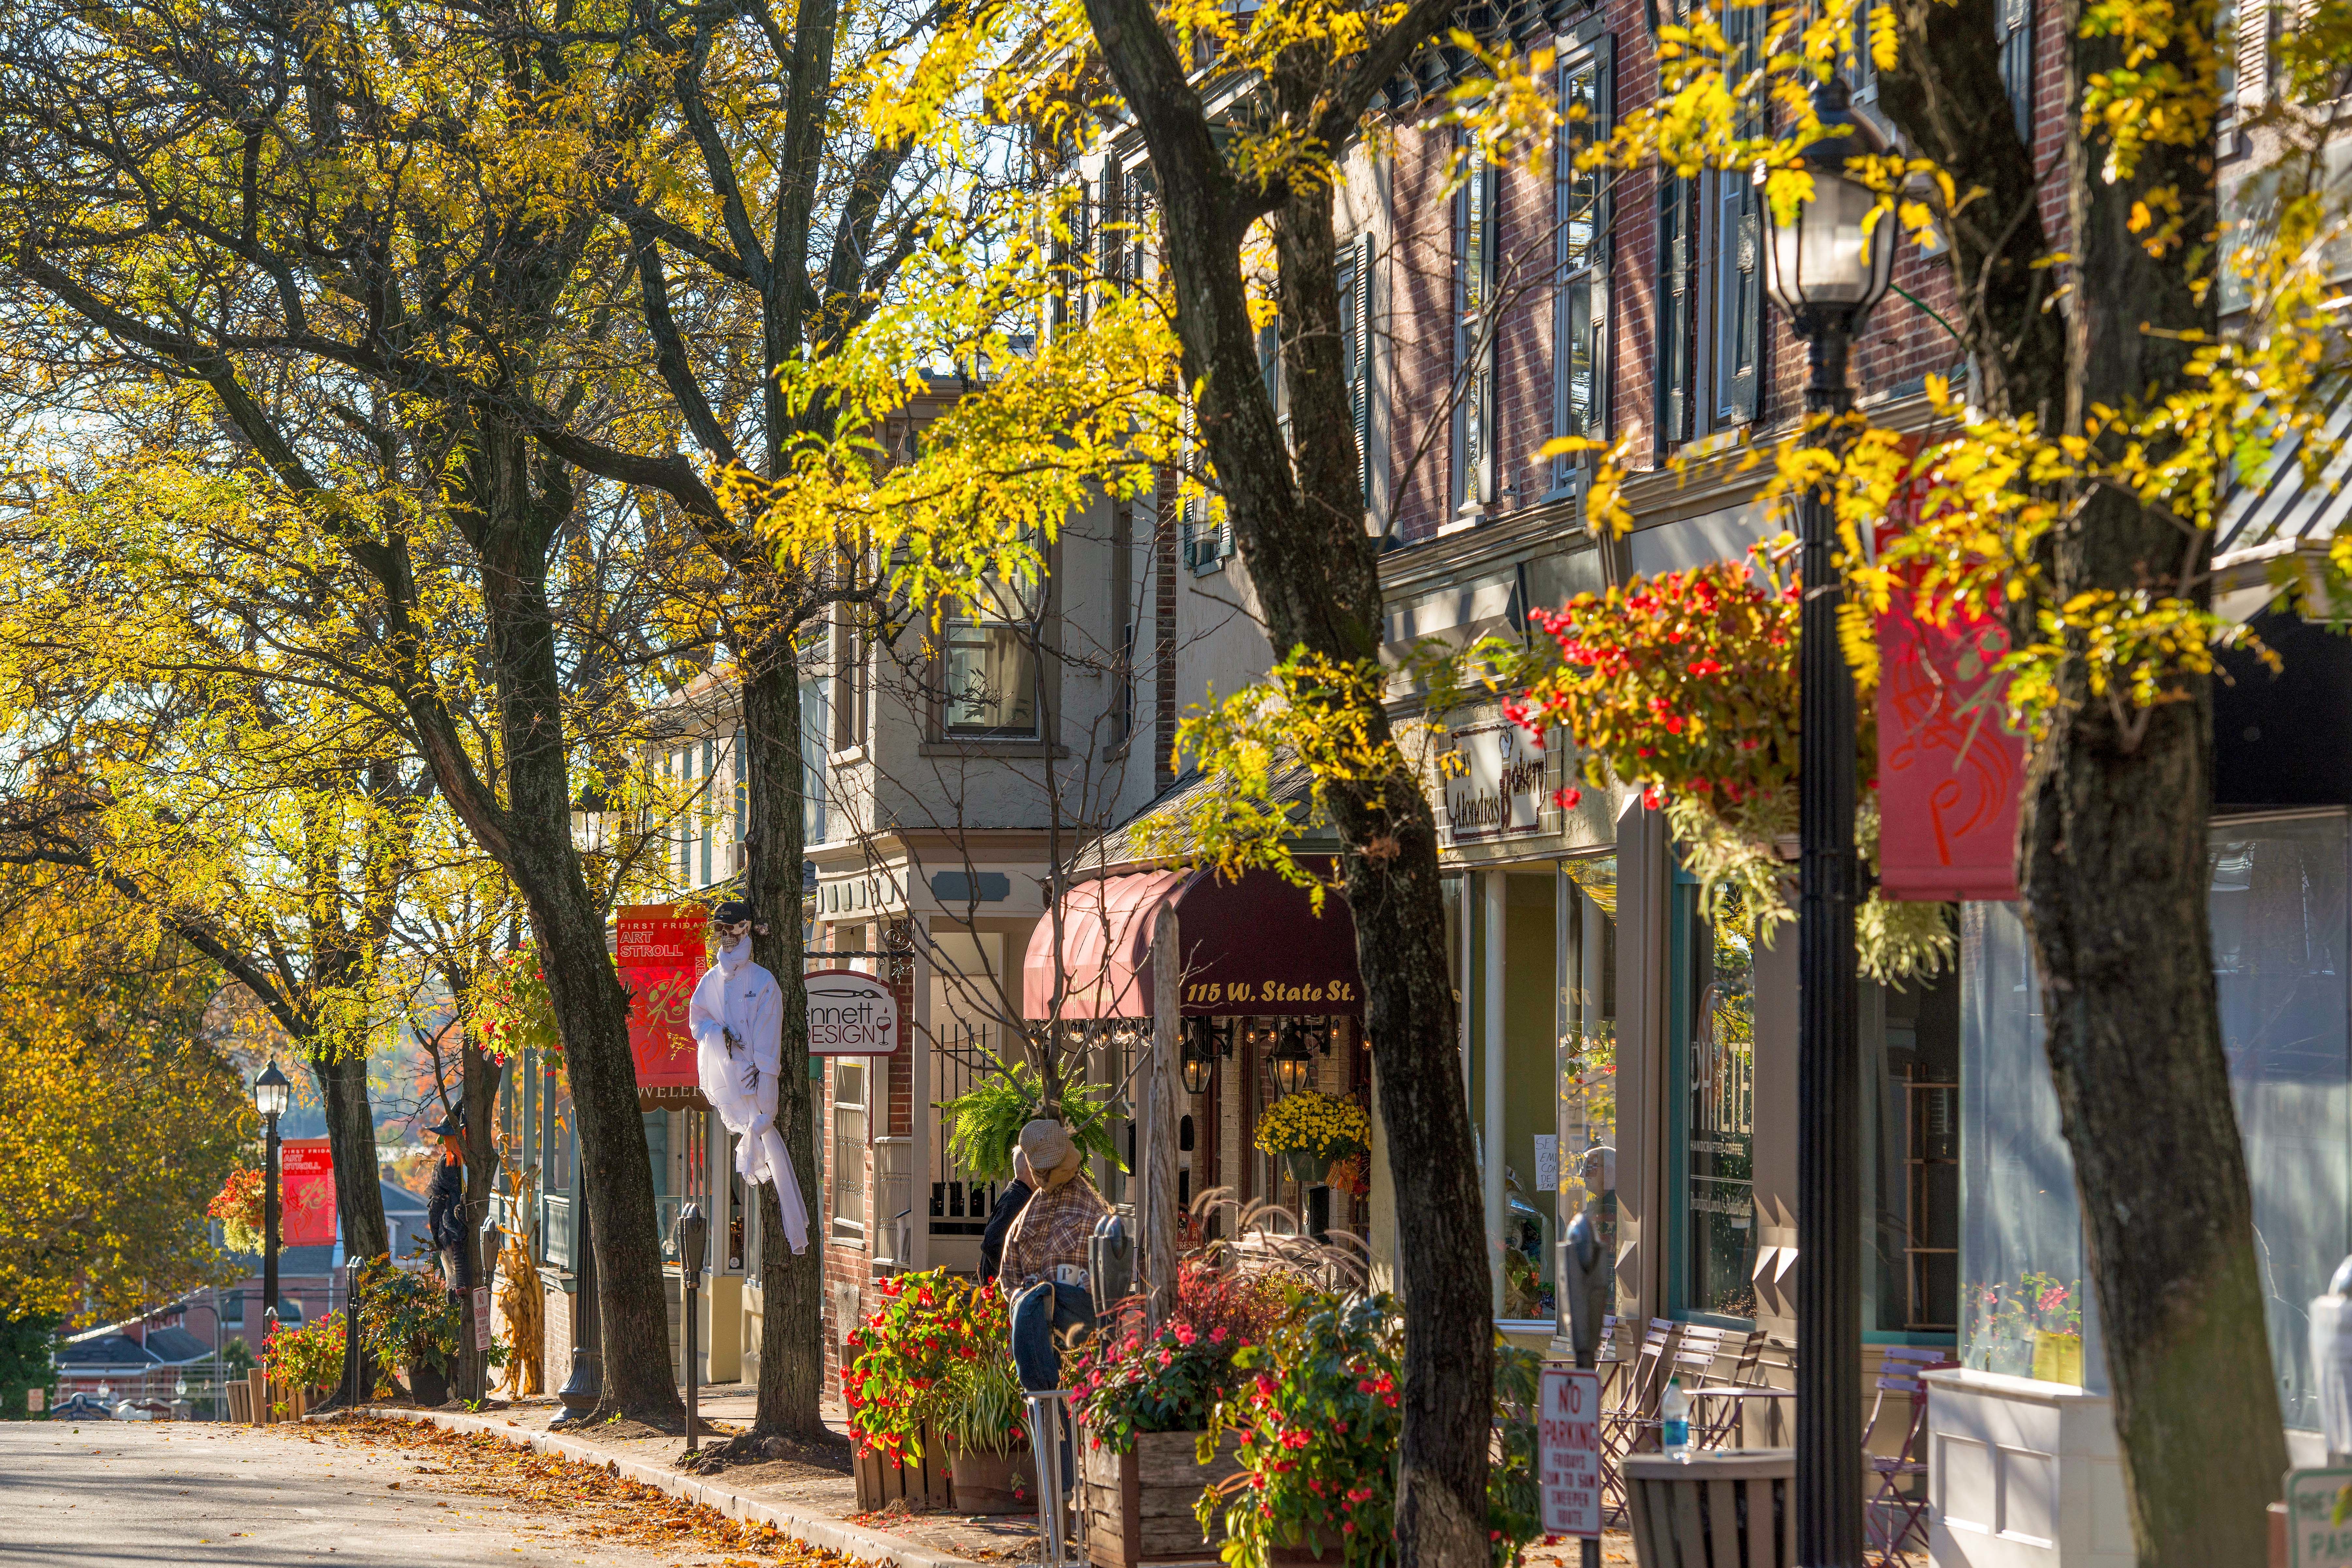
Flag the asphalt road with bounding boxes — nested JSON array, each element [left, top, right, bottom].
[[0, 1420, 692, 1568]]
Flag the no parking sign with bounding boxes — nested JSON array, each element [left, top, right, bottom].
[[1538, 1365, 1603, 1538]]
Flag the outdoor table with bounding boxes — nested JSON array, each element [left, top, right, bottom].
[[1689, 1384, 1795, 1450]]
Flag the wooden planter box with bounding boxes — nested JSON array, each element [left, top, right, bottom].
[[1076, 1426, 1243, 1568], [854, 1421, 956, 1514]]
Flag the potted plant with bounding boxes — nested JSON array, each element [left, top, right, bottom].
[[1064, 1261, 1285, 1568], [351, 1254, 464, 1406], [939, 1346, 1035, 1513], [1196, 1292, 1542, 1568], [262, 1312, 347, 1416], [843, 1268, 1002, 1511], [1252, 1089, 1369, 1185]]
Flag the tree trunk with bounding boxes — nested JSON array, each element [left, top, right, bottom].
[[311, 1048, 388, 1264], [2023, 10, 2287, 1558], [1879, 8, 2286, 1557], [1065, 9, 1494, 1559], [460, 1039, 507, 1406], [740, 631, 828, 1438], [457, 419, 682, 1425]]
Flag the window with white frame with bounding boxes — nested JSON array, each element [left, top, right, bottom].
[[831, 1057, 869, 1235], [1553, 41, 1613, 493], [942, 557, 1045, 738], [1452, 144, 1498, 515], [1656, 8, 1764, 450]]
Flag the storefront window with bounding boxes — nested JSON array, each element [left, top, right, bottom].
[[1559, 856, 1619, 1308], [1862, 971, 1961, 1334], [2214, 815, 2349, 1430], [1960, 812, 2350, 1414], [1960, 900, 2097, 1386], [1671, 881, 1757, 1320]]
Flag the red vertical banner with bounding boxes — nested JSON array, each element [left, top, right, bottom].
[[619, 905, 706, 1089], [1875, 455, 2026, 902], [278, 1139, 337, 1247]]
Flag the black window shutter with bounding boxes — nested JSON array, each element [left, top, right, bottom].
[[1660, 177, 1694, 447], [1350, 232, 1374, 513], [1727, 178, 1763, 423]]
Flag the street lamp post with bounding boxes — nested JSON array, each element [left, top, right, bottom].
[[1757, 73, 1896, 1568], [254, 1060, 291, 1351]]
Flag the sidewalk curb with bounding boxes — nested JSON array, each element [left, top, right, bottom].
[[313, 1404, 985, 1568]]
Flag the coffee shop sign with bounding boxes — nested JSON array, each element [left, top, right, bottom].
[[1445, 722, 1549, 841]]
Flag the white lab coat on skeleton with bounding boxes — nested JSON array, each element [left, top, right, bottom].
[[689, 940, 809, 1255]]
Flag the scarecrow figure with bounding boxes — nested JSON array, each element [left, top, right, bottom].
[[690, 898, 810, 1255]]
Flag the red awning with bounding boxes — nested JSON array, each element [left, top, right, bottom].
[[1021, 866, 1364, 1020]]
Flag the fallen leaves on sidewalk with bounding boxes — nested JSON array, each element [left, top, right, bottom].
[[292, 1415, 857, 1563]]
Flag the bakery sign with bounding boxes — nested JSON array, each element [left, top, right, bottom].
[[1444, 721, 1549, 842], [805, 967, 901, 1055]]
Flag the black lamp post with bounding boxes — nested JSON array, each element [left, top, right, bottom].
[[1757, 73, 1896, 1568], [254, 1060, 291, 1341]]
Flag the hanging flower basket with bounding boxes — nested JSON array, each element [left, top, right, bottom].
[[1253, 1089, 1369, 1185], [1510, 550, 1954, 985], [208, 1167, 266, 1254], [1282, 1150, 1333, 1185]]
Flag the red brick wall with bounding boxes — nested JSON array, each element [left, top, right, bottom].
[[1388, 118, 1457, 544]]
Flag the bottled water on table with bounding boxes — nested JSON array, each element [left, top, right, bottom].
[[1662, 1377, 1692, 1463]]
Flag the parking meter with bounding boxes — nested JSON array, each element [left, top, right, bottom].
[[676, 1204, 708, 1449], [675, 1203, 709, 1276], [1089, 1211, 1132, 1307], [2314, 1253, 2352, 1462], [1560, 1208, 1610, 1365]]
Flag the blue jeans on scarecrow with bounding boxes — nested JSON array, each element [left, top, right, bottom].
[[1009, 1280, 1095, 1391]]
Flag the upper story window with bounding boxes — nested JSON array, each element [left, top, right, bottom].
[[1657, 8, 1764, 450], [1452, 145, 1498, 517], [831, 605, 870, 753], [942, 565, 1045, 739], [1995, 0, 2035, 139], [1553, 40, 1614, 494]]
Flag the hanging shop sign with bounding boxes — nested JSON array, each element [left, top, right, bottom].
[[1442, 721, 1548, 843], [278, 1139, 337, 1248], [619, 905, 707, 1096], [1875, 450, 2026, 902], [806, 967, 901, 1054]]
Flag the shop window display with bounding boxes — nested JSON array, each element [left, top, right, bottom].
[[1671, 880, 1756, 1320], [1558, 856, 1618, 1310], [1960, 813, 2350, 1418]]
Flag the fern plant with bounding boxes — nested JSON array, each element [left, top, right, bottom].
[[937, 1057, 1125, 1182]]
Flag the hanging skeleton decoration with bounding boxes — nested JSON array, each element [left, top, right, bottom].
[[690, 899, 810, 1255]]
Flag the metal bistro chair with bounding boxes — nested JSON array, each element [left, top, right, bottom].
[[1642, 1324, 1734, 1456], [1691, 1327, 1780, 1450], [1598, 1318, 1682, 1524], [1864, 1345, 1956, 1566]]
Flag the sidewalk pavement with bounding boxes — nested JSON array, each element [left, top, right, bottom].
[[333, 1387, 1041, 1568], [333, 1387, 1644, 1568]]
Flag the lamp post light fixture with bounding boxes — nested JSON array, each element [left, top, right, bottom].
[[1756, 72, 1895, 1568], [254, 1059, 291, 1345], [1179, 1017, 1229, 1096], [1266, 1020, 1322, 1099]]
